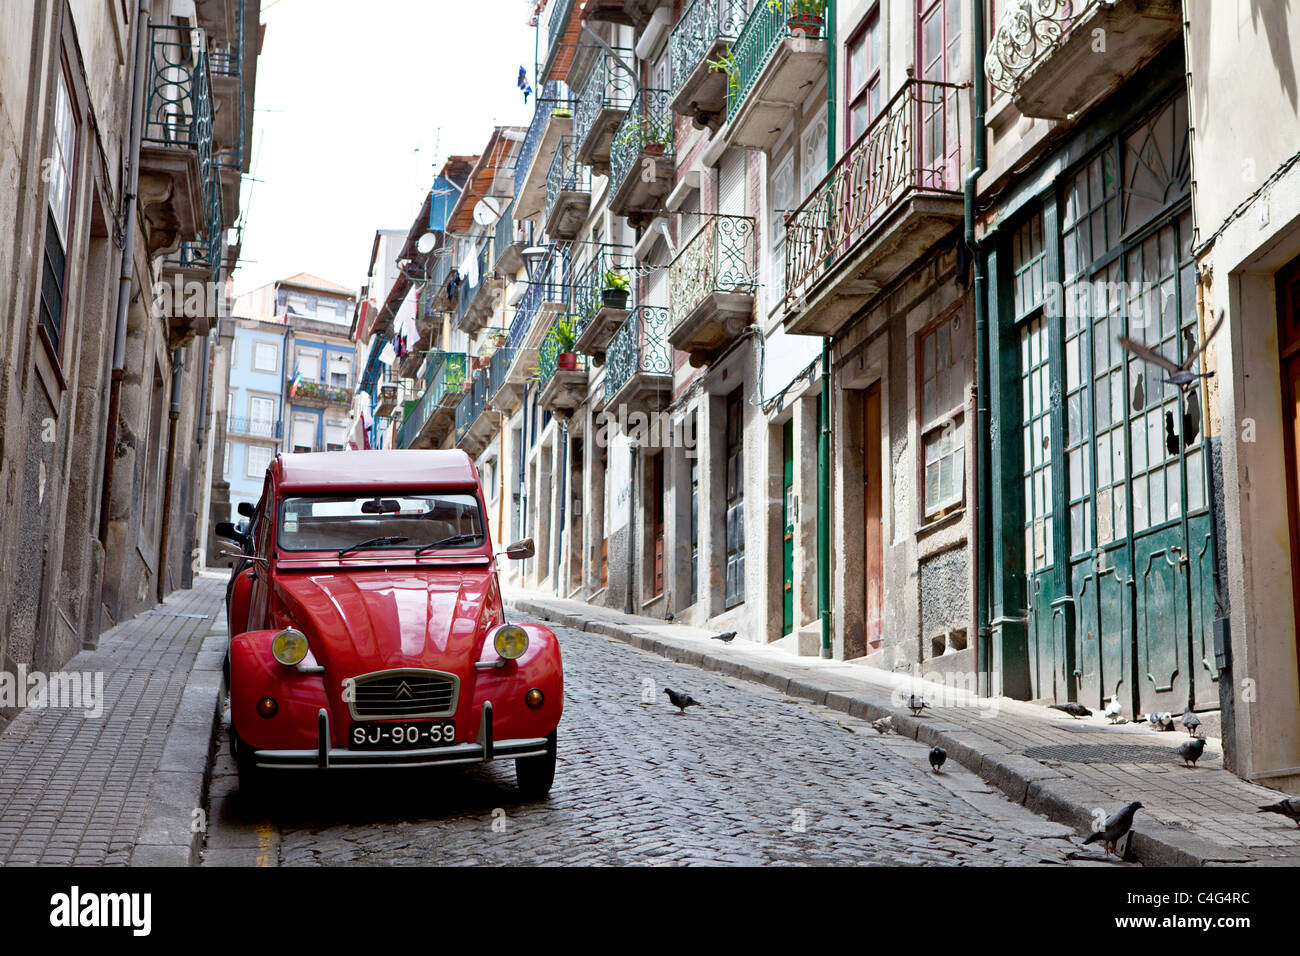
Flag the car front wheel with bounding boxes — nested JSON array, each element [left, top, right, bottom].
[[231, 727, 263, 797], [514, 732, 557, 799]]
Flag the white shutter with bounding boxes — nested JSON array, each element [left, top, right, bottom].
[[718, 150, 745, 216], [293, 418, 315, 450]]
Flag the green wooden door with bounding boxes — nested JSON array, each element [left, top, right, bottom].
[[782, 419, 794, 635]]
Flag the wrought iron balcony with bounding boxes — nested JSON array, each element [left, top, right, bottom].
[[603, 305, 672, 410], [227, 416, 281, 439], [536, 317, 588, 416], [782, 77, 965, 337], [573, 47, 636, 173], [609, 88, 675, 227], [544, 138, 592, 241], [721, 0, 826, 152], [670, 0, 747, 131], [543, 0, 581, 80], [492, 244, 572, 407], [667, 214, 756, 364], [985, 0, 1180, 119], [514, 81, 575, 221], [397, 352, 467, 448], [571, 243, 635, 362], [493, 198, 525, 275], [454, 240, 495, 334], [454, 367, 495, 454], [288, 380, 353, 407]]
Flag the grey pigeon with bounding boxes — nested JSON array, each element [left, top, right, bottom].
[[871, 716, 894, 735], [1180, 707, 1201, 736], [1146, 711, 1175, 731], [907, 694, 929, 716], [929, 746, 947, 773], [1104, 696, 1123, 723], [1257, 796, 1300, 829], [663, 687, 699, 714], [1051, 702, 1092, 718], [1117, 310, 1224, 392], [711, 631, 736, 643], [1082, 801, 1143, 856], [1175, 735, 1207, 767]]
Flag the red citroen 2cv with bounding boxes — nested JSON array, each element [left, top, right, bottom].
[[216, 449, 562, 798]]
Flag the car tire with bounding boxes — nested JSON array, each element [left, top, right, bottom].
[[514, 731, 557, 799], [231, 727, 263, 798]]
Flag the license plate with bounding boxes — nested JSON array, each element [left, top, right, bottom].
[[348, 721, 456, 750]]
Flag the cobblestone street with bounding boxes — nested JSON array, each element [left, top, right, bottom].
[[202, 622, 1095, 866]]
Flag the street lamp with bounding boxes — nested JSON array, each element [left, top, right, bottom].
[[520, 245, 548, 280]]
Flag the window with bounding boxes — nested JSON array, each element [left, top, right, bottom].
[[800, 118, 828, 201], [325, 422, 347, 451], [724, 389, 745, 609], [253, 341, 279, 373], [278, 492, 484, 553], [846, 8, 882, 142], [329, 356, 352, 388], [246, 442, 274, 479], [249, 396, 277, 437], [223, 441, 231, 479], [296, 348, 321, 381], [769, 154, 795, 308], [917, 0, 962, 188], [286, 295, 311, 316], [40, 65, 78, 357], [918, 309, 968, 520], [292, 417, 316, 453]]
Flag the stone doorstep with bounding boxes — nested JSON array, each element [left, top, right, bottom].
[[505, 592, 1270, 868], [129, 623, 228, 868]]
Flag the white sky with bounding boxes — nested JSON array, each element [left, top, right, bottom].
[[232, 0, 540, 297]]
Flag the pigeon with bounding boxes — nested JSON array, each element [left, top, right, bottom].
[[1082, 801, 1143, 857], [1180, 707, 1201, 736], [1117, 310, 1224, 393], [907, 694, 929, 717], [1257, 796, 1300, 829], [1175, 735, 1207, 768], [663, 687, 699, 714], [929, 746, 947, 773], [665, 612, 674, 622], [1145, 711, 1175, 731], [1051, 702, 1092, 718], [1104, 696, 1123, 723], [872, 716, 894, 735], [711, 631, 736, 643]]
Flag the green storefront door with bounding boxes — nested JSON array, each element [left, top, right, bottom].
[[782, 419, 794, 635]]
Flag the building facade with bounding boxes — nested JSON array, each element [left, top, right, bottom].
[[0, 0, 260, 703]]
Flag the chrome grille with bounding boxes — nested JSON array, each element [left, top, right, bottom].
[[347, 669, 460, 720]]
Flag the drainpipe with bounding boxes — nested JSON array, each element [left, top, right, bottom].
[[157, 348, 184, 602], [625, 440, 638, 615], [817, 0, 837, 659], [965, 0, 989, 694], [555, 418, 568, 594], [99, 0, 151, 546]]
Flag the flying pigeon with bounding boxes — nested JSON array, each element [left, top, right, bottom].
[[1257, 796, 1300, 829], [663, 687, 699, 714], [872, 716, 894, 735], [1117, 310, 1224, 392], [1104, 696, 1123, 723], [1082, 801, 1143, 857], [1175, 735, 1207, 768], [1180, 707, 1201, 736], [929, 746, 947, 773], [1051, 702, 1092, 718], [711, 631, 737, 643], [907, 694, 929, 717]]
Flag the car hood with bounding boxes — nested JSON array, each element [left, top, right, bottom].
[[273, 567, 497, 678]]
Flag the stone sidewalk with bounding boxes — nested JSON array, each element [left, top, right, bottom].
[[0, 573, 227, 865], [506, 588, 1300, 867]]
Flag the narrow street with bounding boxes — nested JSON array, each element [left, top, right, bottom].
[[202, 621, 1088, 866]]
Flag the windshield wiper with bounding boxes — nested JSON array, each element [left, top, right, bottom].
[[414, 532, 481, 556], [337, 536, 408, 558]]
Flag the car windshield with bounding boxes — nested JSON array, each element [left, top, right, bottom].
[[277, 492, 485, 554]]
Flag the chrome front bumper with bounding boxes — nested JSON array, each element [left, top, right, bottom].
[[251, 701, 552, 770]]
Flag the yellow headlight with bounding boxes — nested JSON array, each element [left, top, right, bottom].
[[271, 628, 309, 666], [492, 624, 530, 661]]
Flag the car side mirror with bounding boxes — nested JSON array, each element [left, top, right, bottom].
[[237, 501, 256, 518], [501, 538, 534, 560]]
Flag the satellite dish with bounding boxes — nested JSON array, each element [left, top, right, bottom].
[[473, 196, 505, 227], [415, 231, 438, 254]]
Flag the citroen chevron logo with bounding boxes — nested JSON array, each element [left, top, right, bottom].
[[394, 681, 414, 699]]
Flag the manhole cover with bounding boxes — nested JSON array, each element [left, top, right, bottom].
[[1023, 743, 1216, 765]]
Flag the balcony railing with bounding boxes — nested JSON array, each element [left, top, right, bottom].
[[670, 0, 748, 92], [571, 243, 634, 331], [727, 0, 826, 120], [454, 368, 492, 444], [668, 215, 757, 334], [488, 339, 513, 398], [547, 0, 579, 61], [493, 198, 523, 271], [396, 352, 467, 448], [537, 319, 587, 389], [782, 77, 964, 310], [453, 241, 492, 328], [609, 88, 674, 200], [227, 416, 281, 439], [986, 0, 1077, 95], [544, 137, 591, 228], [603, 306, 671, 404], [514, 81, 574, 199], [573, 47, 636, 152], [289, 381, 353, 406]]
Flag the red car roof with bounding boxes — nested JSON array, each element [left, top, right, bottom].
[[272, 449, 480, 492]]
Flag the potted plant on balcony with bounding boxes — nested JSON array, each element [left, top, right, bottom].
[[779, 0, 825, 36], [706, 46, 740, 104], [641, 112, 673, 156], [602, 269, 630, 311], [552, 316, 580, 371]]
